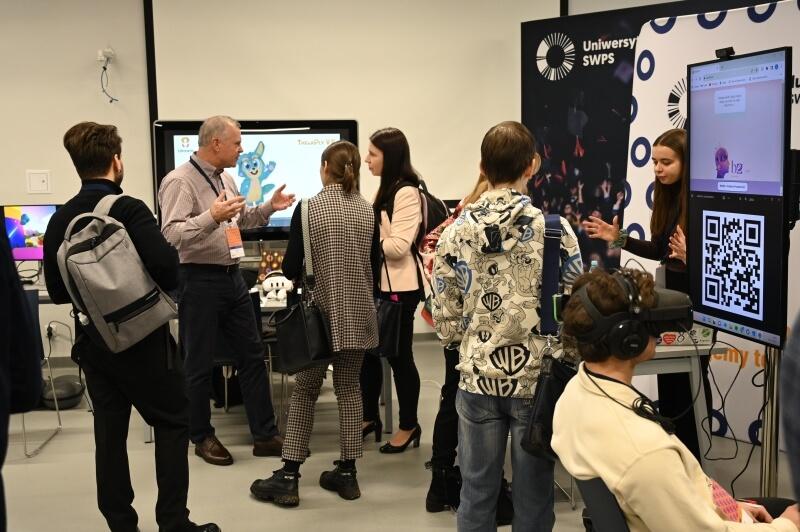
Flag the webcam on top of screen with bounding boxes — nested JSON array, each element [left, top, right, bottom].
[[715, 47, 735, 60]]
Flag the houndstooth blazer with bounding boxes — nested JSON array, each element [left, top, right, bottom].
[[285, 184, 379, 353]]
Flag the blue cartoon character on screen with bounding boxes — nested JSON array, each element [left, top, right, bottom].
[[238, 141, 277, 206]]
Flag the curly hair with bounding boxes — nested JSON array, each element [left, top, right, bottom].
[[562, 269, 657, 362]]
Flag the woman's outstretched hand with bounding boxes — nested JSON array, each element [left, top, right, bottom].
[[582, 215, 620, 243], [669, 225, 687, 264]]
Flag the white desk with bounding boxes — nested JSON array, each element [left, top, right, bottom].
[[636, 344, 726, 468]]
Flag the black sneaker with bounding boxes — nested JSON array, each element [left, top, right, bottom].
[[319, 461, 361, 500], [250, 469, 300, 507]]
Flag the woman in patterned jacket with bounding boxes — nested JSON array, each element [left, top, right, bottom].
[[250, 140, 380, 507], [433, 121, 582, 531]]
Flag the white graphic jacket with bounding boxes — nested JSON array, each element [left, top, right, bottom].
[[432, 188, 583, 399]]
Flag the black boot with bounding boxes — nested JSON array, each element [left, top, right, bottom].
[[319, 461, 361, 500], [496, 477, 514, 526], [425, 461, 462, 512], [250, 469, 301, 507]]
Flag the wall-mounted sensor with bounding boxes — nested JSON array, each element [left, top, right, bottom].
[[96, 47, 115, 63]]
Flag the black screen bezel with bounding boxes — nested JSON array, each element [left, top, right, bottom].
[[152, 119, 358, 241], [686, 46, 792, 348]]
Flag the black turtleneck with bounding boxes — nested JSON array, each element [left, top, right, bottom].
[[43, 179, 179, 306]]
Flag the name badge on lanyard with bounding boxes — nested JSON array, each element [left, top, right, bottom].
[[190, 158, 245, 259], [224, 223, 245, 259]]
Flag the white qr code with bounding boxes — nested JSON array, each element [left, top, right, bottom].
[[701, 210, 764, 321]]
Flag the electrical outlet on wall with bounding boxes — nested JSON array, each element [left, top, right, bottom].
[[26, 170, 51, 194]]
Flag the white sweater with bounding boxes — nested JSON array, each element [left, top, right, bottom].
[[552, 364, 797, 532]]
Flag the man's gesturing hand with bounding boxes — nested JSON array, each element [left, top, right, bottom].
[[210, 192, 245, 223]]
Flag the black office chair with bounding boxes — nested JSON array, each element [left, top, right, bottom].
[[576, 478, 631, 532]]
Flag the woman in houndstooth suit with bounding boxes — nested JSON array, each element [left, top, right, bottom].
[[250, 140, 380, 507]]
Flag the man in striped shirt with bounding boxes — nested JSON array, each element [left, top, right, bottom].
[[159, 115, 295, 466]]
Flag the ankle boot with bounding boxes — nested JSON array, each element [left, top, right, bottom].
[[425, 461, 462, 512]]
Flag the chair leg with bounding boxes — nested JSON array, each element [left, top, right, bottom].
[[23, 357, 62, 458], [555, 473, 577, 510]]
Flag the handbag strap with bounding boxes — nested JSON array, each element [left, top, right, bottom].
[[380, 245, 394, 293], [540, 214, 562, 336], [301, 199, 315, 288]]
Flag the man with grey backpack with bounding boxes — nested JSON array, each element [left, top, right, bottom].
[[43, 122, 219, 532]]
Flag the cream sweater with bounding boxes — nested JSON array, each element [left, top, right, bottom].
[[552, 364, 797, 532]]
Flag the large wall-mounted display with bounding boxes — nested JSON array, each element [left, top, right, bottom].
[[687, 48, 792, 348], [152, 119, 358, 240]]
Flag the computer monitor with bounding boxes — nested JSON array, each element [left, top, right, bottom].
[[2, 204, 59, 261], [153, 119, 358, 240], [687, 47, 791, 348]]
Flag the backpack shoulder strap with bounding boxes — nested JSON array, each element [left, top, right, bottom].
[[540, 214, 562, 336], [94, 194, 124, 217], [385, 180, 419, 222]]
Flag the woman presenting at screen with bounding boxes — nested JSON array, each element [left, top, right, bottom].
[[582, 128, 688, 288], [581, 128, 710, 460]]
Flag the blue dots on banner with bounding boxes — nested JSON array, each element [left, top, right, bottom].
[[748, 3, 777, 22], [623, 181, 632, 209], [630, 137, 651, 168], [636, 50, 655, 81], [711, 410, 728, 437], [697, 11, 727, 29], [630, 96, 638, 123], [650, 17, 676, 34], [627, 223, 645, 240], [748, 419, 762, 445], [646, 182, 655, 209]]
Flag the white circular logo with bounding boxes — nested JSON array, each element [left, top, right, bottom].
[[536, 33, 576, 81], [667, 77, 687, 129]]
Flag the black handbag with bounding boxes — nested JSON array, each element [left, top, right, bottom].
[[275, 199, 334, 375], [368, 249, 403, 358], [521, 214, 578, 461], [522, 351, 577, 461]]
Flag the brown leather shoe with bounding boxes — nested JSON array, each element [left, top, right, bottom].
[[253, 435, 284, 457], [195, 435, 233, 466]]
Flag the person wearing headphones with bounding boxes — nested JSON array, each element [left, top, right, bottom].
[[552, 269, 800, 531]]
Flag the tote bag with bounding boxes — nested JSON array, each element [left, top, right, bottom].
[[275, 199, 334, 374]]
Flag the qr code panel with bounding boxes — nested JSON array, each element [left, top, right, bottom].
[[701, 210, 764, 321]]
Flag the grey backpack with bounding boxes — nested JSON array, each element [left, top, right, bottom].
[[56, 194, 177, 353]]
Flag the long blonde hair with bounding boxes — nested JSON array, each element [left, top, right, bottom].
[[463, 174, 489, 205]]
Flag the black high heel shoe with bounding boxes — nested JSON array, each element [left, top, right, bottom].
[[379, 425, 422, 454], [362, 419, 383, 442]]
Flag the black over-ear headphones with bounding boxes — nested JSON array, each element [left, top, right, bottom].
[[572, 270, 650, 360]]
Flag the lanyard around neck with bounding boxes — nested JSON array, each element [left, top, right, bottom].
[[190, 158, 224, 197]]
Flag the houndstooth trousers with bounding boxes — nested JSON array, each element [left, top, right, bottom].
[[281, 350, 365, 463]]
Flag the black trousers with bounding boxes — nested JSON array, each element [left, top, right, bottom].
[[430, 345, 460, 467], [78, 327, 192, 532], [361, 291, 420, 431], [657, 356, 712, 460], [178, 267, 277, 444]]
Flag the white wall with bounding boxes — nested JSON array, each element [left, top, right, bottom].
[[569, 0, 670, 15], [1, 0, 152, 206], [152, 0, 559, 204]]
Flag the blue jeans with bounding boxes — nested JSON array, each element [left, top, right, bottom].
[[456, 389, 554, 532]]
